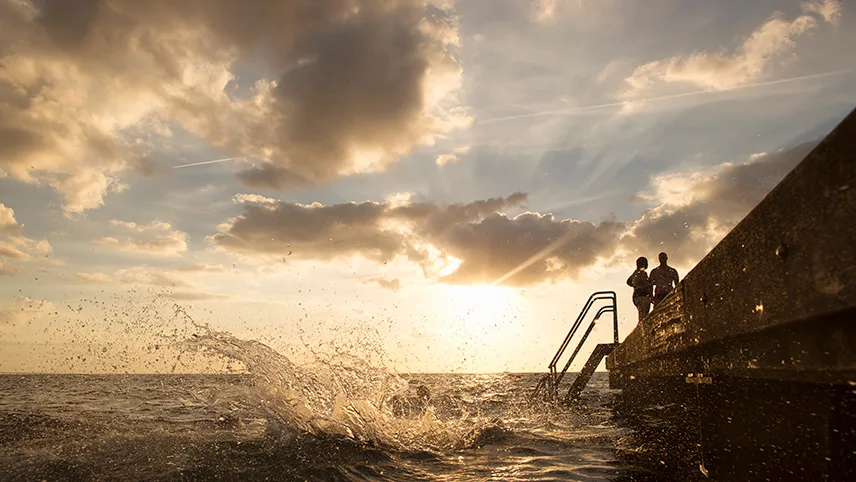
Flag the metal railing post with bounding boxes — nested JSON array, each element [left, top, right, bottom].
[[613, 292, 619, 344]]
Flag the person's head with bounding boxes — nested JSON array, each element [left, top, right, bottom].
[[659, 252, 668, 265], [636, 257, 648, 270]]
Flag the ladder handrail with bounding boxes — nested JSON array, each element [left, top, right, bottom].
[[554, 305, 614, 387], [548, 291, 616, 371], [544, 291, 618, 397]]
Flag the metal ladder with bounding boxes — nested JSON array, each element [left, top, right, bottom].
[[533, 291, 619, 403]]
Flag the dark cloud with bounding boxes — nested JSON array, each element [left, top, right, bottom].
[[236, 165, 314, 190], [436, 212, 624, 285], [1, 0, 466, 212], [212, 190, 624, 285], [211, 192, 528, 266], [210, 142, 815, 285], [36, 0, 102, 47], [130, 156, 170, 177], [250, 1, 454, 188]]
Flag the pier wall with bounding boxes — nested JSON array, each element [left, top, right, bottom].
[[606, 108, 856, 480], [608, 108, 856, 385]]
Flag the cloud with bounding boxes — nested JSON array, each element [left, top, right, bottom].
[[0, 0, 469, 213], [232, 1, 470, 189], [209, 189, 623, 285], [99, 220, 188, 256], [115, 267, 191, 287], [0, 244, 29, 260], [531, 0, 558, 22], [108, 220, 173, 232], [0, 203, 23, 235], [76, 268, 230, 299], [439, 212, 625, 285], [232, 194, 277, 205], [209, 192, 528, 270], [0, 297, 55, 326], [209, 142, 816, 285], [435, 154, 460, 167], [435, 145, 470, 166], [173, 264, 228, 273], [618, 141, 817, 266], [75, 272, 113, 284], [76, 266, 191, 287], [802, 0, 843, 25], [622, 1, 840, 96], [0, 205, 54, 271], [168, 291, 232, 301], [366, 277, 402, 291]]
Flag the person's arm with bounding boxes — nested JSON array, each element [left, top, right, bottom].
[[672, 268, 680, 286], [627, 272, 636, 287]]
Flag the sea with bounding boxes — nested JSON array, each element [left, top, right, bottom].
[[0, 331, 687, 481]]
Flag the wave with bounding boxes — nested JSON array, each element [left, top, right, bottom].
[[180, 328, 508, 453]]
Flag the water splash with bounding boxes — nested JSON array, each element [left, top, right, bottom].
[[181, 327, 491, 452]]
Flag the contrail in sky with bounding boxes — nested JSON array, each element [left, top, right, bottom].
[[172, 156, 247, 169], [478, 69, 856, 124]]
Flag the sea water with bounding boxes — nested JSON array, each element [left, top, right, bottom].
[[0, 331, 672, 481]]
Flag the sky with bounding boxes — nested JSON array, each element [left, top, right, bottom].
[[1, 0, 854, 373]]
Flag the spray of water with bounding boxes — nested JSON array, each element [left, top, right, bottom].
[[180, 325, 497, 452]]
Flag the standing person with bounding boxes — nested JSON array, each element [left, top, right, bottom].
[[650, 252, 680, 306], [626, 257, 652, 321]]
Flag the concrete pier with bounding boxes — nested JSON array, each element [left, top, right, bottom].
[[606, 108, 856, 480]]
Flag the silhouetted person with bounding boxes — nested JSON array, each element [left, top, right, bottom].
[[650, 252, 679, 306], [626, 257, 652, 321]]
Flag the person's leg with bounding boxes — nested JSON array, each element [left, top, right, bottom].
[[638, 296, 652, 320], [634, 297, 650, 321], [641, 296, 651, 318]]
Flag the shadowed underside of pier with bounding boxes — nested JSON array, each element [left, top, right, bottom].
[[606, 107, 856, 480]]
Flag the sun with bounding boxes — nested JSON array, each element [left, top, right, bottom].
[[442, 285, 518, 336]]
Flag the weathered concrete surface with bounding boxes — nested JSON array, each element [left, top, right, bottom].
[[612, 376, 856, 481], [608, 107, 856, 385]]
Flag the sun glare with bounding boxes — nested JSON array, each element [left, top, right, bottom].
[[442, 285, 518, 337]]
